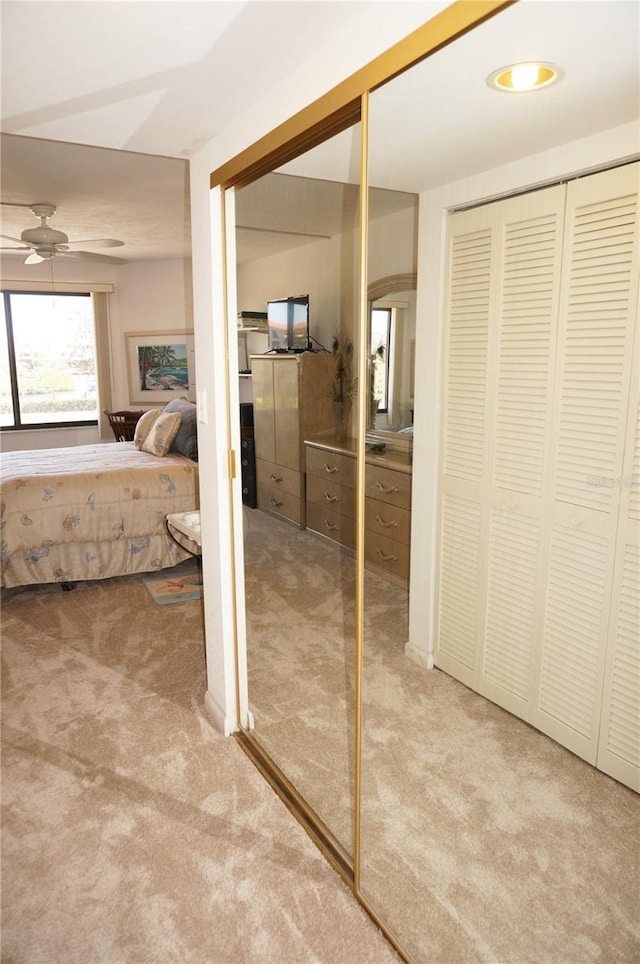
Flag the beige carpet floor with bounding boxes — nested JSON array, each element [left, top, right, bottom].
[[1, 564, 398, 964], [243, 510, 640, 964]]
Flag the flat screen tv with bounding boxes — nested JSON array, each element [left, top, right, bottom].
[[267, 295, 309, 352]]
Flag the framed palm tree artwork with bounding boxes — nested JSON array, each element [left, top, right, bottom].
[[125, 330, 195, 404]]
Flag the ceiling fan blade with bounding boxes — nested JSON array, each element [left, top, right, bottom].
[[25, 252, 45, 265], [1, 246, 31, 251], [1, 234, 29, 245], [61, 250, 128, 265], [64, 238, 125, 250]]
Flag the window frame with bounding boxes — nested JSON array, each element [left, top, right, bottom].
[[370, 305, 392, 414], [0, 288, 99, 432]]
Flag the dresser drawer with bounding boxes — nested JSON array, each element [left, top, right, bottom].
[[306, 447, 356, 488], [365, 464, 411, 510], [256, 458, 303, 500], [365, 530, 410, 582], [306, 474, 356, 520], [257, 481, 303, 525], [365, 497, 411, 546], [307, 502, 355, 549]]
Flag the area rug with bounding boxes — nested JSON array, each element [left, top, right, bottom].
[[142, 560, 203, 604]]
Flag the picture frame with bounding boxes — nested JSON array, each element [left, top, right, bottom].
[[125, 330, 195, 405]]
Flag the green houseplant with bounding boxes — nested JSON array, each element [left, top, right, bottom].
[[329, 335, 357, 439]]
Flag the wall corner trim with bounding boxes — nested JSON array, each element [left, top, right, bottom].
[[204, 690, 238, 736], [404, 642, 433, 670]]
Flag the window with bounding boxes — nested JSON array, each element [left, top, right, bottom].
[[0, 291, 98, 429], [370, 306, 392, 413]]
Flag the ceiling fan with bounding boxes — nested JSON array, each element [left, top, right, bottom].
[[0, 203, 128, 265]]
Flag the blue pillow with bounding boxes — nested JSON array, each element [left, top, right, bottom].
[[162, 398, 198, 461]]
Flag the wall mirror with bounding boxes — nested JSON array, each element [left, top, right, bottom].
[[368, 273, 417, 444], [218, 1, 639, 961]]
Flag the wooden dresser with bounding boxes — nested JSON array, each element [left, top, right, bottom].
[[252, 353, 334, 527], [305, 444, 357, 549], [305, 437, 412, 583]]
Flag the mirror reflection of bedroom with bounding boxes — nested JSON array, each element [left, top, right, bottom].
[[235, 125, 361, 856], [229, 2, 639, 961]]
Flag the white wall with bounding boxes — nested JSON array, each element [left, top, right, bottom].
[[0, 257, 192, 452], [108, 259, 193, 411]]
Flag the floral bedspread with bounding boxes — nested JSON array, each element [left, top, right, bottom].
[[0, 442, 199, 588]]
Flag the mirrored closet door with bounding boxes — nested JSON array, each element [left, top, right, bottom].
[[233, 123, 363, 857], [357, 5, 640, 963]]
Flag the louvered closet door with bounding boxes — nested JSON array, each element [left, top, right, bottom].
[[533, 164, 639, 765], [598, 364, 640, 791], [436, 205, 497, 688], [437, 163, 639, 789], [437, 187, 566, 700], [480, 187, 565, 720]]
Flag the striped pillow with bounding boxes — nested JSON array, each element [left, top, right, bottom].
[[141, 412, 182, 457], [133, 409, 160, 449]]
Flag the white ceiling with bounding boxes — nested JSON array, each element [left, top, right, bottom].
[[1, 1, 638, 266], [0, 136, 192, 262], [282, 1, 640, 192]]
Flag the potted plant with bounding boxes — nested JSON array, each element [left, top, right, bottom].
[[329, 335, 357, 439]]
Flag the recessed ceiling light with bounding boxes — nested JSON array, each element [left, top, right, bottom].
[[486, 62, 563, 93]]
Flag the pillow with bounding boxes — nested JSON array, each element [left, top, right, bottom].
[[141, 411, 182, 457], [162, 397, 198, 461], [133, 408, 160, 449]]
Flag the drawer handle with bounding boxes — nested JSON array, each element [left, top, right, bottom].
[[376, 481, 399, 495], [270, 498, 283, 508], [323, 519, 338, 532], [270, 473, 283, 483], [375, 513, 397, 529], [323, 463, 340, 475], [376, 547, 398, 562], [569, 513, 583, 528], [323, 491, 339, 503]]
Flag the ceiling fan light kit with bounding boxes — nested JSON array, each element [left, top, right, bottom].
[[0, 202, 128, 265]]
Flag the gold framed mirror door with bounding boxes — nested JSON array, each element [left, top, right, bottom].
[[357, 5, 640, 963], [232, 123, 365, 864]]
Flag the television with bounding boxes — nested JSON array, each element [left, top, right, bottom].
[[267, 295, 310, 353]]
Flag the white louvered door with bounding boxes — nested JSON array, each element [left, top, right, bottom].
[[535, 164, 639, 765], [598, 387, 640, 791], [480, 187, 565, 720], [597, 232, 640, 790], [436, 163, 639, 790]]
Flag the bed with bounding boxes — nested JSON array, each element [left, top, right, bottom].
[[0, 441, 199, 589]]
